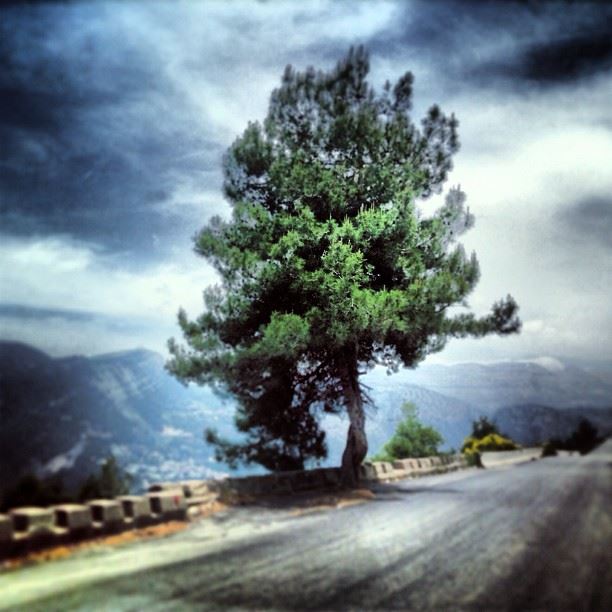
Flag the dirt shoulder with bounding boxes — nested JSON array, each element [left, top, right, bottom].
[[2, 488, 375, 571]]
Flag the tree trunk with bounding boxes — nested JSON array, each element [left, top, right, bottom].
[[339, 354, 368, 488]]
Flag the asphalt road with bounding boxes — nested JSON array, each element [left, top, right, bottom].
[[2, 442, 611, 611]]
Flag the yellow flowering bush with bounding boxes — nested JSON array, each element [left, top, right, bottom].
[[461, 433, 519, 455]]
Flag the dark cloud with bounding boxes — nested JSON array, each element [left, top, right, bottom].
[[365, 0, 612, 92], [518, 29, 612, 83], [16, 0, 611, 270], [1, 1, 609, 263], [474, 22, 612, 86], [555, 196, 612, 249], [367, 2, 528, 63], [0, 1, 609, 362], [0, 3, 225, 265]]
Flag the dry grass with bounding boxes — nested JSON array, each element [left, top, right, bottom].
[[1, 491, 371, 570], [1, 499, 228, 571], [2, 521, 189, 570]]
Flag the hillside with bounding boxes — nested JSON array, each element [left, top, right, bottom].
[[401, 358, 612, 409], [1, 342, 610, 497], [0, 342, 239, 495], [493, 404, 612, 446]]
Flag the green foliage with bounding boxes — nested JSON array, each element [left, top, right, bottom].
[[471, 416, 499, 440], [463, 416, 517, 464], [565, 419, 602, 455], [78, 456, 132, 502], [461, 433, 519, 455], [0, 473, 68, 512], [372, 402, 443, 461], [543, 419, 602, 456], [541, 441, 558, 457], [168, 47, 520, 474], [0, 457, 132, 511], [464, 451, 483, 468]]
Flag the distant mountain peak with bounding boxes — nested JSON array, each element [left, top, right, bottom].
[[90, 347, 164, 365], [518, 357, 565, 373], [0, 340, 54, 372], [0, 340, 50, 357]]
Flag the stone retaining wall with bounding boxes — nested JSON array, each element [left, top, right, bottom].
[[0, 452, 488, 560]]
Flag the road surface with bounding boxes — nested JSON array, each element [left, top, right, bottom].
[[1, 442, 611, 611]]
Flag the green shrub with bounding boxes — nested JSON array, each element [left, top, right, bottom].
[[565, 419, 602, 455], [1, 456, 134, 511], [461, 415, 519, 462], [541, 420, 602, 456], [371, 402, 443, 461], [369, 451, 393, 463], [464, 451, 483, 468], [462, 432, 519, 455], [0, 473, 70, 512]]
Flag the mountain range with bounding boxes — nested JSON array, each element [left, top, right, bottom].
[[1, 342, 610, 497]]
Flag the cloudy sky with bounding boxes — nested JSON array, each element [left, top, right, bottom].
[[1, 0, 611, 364]]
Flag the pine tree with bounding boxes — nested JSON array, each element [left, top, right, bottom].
[[168, 47, 520, 486], [78, 456, 132, 501]]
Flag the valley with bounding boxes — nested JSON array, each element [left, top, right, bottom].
[[1, 341, 611, 498]]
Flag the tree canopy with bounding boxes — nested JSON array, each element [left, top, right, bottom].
[[78, 455, 132, 502], [544, 418, 603, 456], [168, 47, 520, 485]]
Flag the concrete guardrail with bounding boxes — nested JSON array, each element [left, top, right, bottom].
[[117, 495, 154, 527], [88, 500, 125, 535], [146, 490, 187, 521], [8, 507, 62, 555], [361, 453, 470, 483], [4, 448, 536, 561], [53, 504, 92, 538]]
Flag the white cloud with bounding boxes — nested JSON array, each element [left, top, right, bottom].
[[161, 426, 192, 438], [416, 72, 612, 363], [521, 357, 565, 372], [0, 234, 216, 323], [3, 1, 611, 365], [156, 182, 229, 222], [6, 236, 95, 272], [0, 313, 168, 357], [106, 1, 398, 143]]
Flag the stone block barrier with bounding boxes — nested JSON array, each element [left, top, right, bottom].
[[9, 507, 55, 536], [0, 451, 492, 561], [8, 507, 59, 555], [0, 514, 13, 558], [149, 481, 202, 499], [88, 500, 125, 535], [146, 490, 187, 521], [362, 453, 470, 483], [53, 504, 92, 539], [117, 495, 155, 528]]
